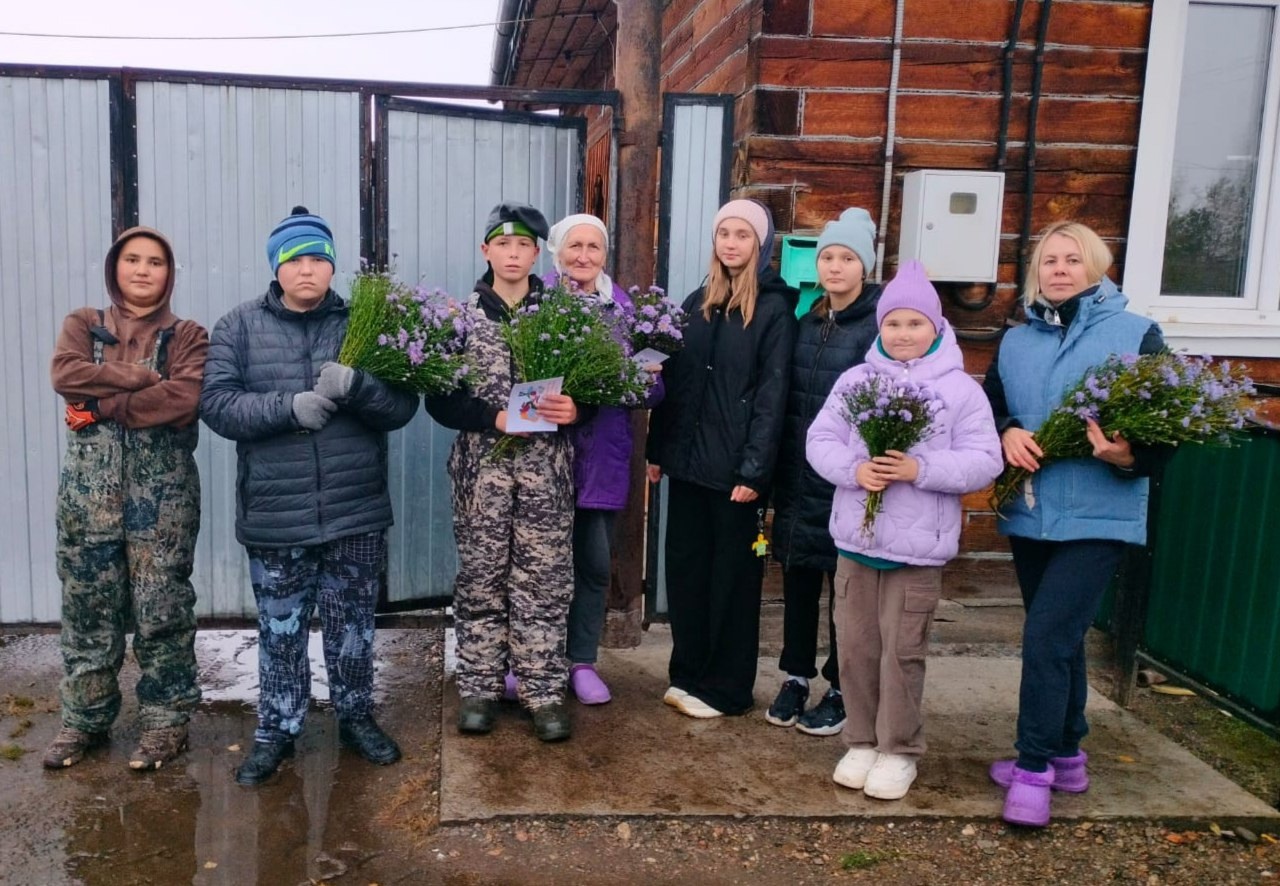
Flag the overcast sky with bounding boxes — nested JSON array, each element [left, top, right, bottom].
[[0, 1, 502, 85]]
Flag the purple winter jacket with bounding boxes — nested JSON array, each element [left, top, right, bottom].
[[543, 272, 665, 510], [805, 322, 1002, 566]]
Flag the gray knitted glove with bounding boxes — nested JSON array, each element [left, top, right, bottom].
[[292, 391, 337, 430], [315, 361, 357, 401]]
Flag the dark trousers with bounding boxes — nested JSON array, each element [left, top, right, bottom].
[[1010, 536, 1125, 771], [246, 532, 385, 744], [664, 478, 764, 714], [778, 565, 840, 688], [568, 508, 617, 664]]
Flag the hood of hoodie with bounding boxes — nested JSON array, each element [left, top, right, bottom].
[[759, 265, 801, 314], [100, 227, 183, 362], [865, 318, 964, 383], [755, 205, 776, 276], [105, 226, 178, 324]]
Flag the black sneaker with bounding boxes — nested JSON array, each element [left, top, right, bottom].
[[235, 739, 295, 786], [764, 679, 809, 727], [796, 688, 846, 736], [339, 715, 402, 765]]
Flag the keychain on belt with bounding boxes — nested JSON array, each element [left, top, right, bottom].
[[752, 507, 770, 558]]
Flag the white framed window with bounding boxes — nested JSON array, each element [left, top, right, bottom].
[[1126, 0, 1280, 356]]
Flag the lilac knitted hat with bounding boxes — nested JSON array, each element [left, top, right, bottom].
[[876, 260, 943, 333]]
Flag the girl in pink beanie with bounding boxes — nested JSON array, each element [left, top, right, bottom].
[[647, 199, 799, 718]]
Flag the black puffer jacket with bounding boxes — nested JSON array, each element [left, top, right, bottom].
[[647, 267, 799, 493], [201, 285, 419, 547], [771, 286, 882, 570]]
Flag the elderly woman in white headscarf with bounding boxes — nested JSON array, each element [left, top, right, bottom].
[[543, 213, 663, 705]]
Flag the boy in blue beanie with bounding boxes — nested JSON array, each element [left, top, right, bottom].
[[202, 206, 419, 785]]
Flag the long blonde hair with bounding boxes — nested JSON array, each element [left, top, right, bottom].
[[701, 240, 761, 326], [1023, 221, 1113, 306]]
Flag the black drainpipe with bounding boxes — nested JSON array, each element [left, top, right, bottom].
[[1019, 0, 1054, 298], [951, 0, 1028, 337]]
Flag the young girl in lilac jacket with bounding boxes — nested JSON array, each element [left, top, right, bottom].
[[806, 261, 1002, 801]]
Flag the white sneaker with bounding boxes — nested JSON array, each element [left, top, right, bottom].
[[832, 747, 880, 790], [662, 686, 688, 708], [863, 753, 918, 800], [672, 692, 724, 719]]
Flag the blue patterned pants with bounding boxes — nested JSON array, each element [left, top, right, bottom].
[[245, 532, 384, 744]]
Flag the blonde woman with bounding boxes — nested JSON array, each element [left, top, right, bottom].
[[646, 199, 799, 718], [982, 221, 1165, 826]]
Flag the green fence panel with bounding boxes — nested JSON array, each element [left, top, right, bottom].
[[1143, 427, 1280, 721]]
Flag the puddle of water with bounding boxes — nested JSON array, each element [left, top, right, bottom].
[[3, 629, 433, 885]]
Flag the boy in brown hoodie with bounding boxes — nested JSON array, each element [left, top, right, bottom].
[[45, 226, 208, 771]]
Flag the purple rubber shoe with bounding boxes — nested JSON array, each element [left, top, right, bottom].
[[503, 670, 519, 702], [990, 751, 1089, 793], [569, 664, 612, 705], [1001, 765, 1055, 828]]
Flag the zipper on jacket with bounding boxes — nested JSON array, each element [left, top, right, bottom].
[[784, 311, 835, 569], [305, 316, 325, 532]]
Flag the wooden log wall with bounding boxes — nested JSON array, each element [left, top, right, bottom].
[[535, 0, 1280, 556], [749, 0, 1150, 352]]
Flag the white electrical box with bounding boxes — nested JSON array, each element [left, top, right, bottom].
[[898, 170, 1005, 282]]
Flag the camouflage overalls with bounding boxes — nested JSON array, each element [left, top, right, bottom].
[[56, 323, 201, 732], [449, 296, 574, 708]]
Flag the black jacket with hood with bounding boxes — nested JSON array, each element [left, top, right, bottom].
[[647, 254, 800, 494], [200, 284, 419, 547], [771, 283, 883, 571]]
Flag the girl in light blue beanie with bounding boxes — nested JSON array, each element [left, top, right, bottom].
[[766, 206, 884, 737]]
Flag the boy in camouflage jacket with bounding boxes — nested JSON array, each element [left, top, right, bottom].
[[425, 203, 584, 743]]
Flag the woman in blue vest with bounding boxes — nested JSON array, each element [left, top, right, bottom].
[[982, 221, 1165, 828]]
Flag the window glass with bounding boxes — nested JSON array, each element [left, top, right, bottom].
[[1161, 3, 1273, 297]]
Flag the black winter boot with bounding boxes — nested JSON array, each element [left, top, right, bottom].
[[457, 697, 498, 734], [234, 739, 294, 786], [339, 715, 401, 765]]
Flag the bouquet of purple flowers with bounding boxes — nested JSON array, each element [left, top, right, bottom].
[[337, 270, 475, 395], [991, 351, 1256, 509], [627, 285, 687, 357], [840, 375, 942, 534], [505, 282, 650, 407]]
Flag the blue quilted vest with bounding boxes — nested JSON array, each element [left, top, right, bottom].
[[996, 278, 1154, 545]]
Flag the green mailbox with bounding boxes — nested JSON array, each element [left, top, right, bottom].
[[779, 235, 821, 318]]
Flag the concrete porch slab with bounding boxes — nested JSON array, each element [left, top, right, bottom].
[[440, 626, 1280, 825]]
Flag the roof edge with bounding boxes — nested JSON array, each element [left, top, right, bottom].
[[490, 0, 530, 86]]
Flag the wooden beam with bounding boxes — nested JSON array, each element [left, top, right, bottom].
[[604, 0, 661, 647]]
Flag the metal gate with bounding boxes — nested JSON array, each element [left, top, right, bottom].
[[379, 98, 583, 609], [647, 94, 734, 617], [0, 66, 599, 625]]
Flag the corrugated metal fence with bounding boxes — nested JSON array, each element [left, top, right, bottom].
[[0, 68, 590, 624], [0, 75, 114, 622]]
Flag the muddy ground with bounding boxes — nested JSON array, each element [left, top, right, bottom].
[[3, 604, 1280, 886]]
